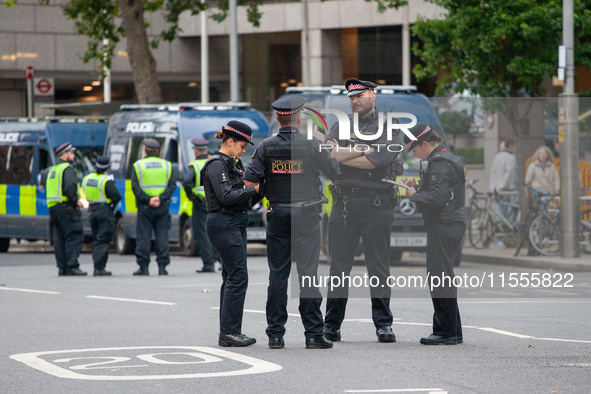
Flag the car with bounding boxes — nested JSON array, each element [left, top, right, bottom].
[[272, 86, 461, 265], [103, 102, 271, 255]]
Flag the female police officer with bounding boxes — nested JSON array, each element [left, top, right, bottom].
[[402, 122, 466, 345], [201, 120, 261, 347]]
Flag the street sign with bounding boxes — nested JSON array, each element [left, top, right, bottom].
[[23, 66, 35, 80], [33, 77, 54, 98]]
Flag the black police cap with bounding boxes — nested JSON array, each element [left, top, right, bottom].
[[345, 78, 378, 97], [95, 156, 111, 170], [223, 120, 254, 145], [142, 138, 160, 149], [55, 142, 76, 156], [404, 122, 433, 151], [191, 138, 209, 149], [272, 96, 305, 115]]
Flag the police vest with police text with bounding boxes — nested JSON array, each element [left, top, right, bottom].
[[82, 173, 112, 204], [46, 162, 75, 208], [262, 134, 320, 203], [133, 157, 172, 197]]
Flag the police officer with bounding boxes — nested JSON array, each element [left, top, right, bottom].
[[323, 78, 400, 343], [82, 157, 122, 276], [244, 96, 338, 350], [46, 142, 86, 276], [182, 138, 221, 272], [201, 121, 261, 347], [131, 138, 177, 276], [402, 122, 466, 345]]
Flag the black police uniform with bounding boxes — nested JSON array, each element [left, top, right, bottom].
[[202, 150, 259, 338], [244, 108, 338, 345], [410, 144, 466, 343], [85, 163, 122, 275], [182, 154, 221, 271], [324, 79, 401, 341], [48, 158, 85, 276], [131, 146, 177, 275]]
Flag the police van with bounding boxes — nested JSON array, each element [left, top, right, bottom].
[[273, 86, 461, 265], [0, 117, 108, 252], [104, 103, 270, 255]]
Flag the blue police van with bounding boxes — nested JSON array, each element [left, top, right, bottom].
[[272, 86, 459, 264], [0, 117, 108, 252], [104, 103, 270, 255]]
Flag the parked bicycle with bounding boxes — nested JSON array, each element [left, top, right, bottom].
[[528, 195, 591, 256]]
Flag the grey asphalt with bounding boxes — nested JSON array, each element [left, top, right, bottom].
[[2, 248, 591, 393]]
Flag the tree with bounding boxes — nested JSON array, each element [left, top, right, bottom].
[[5, 0, 407, 104], [412, 0, 591, 215]]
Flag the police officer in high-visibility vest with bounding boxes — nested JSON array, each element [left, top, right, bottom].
[[82, 157, 122, 276], [131, 138, 177, 276], [402, 122, 466, 345], [244, 96, 339, 349], [46, 142, 86, 276], [201, 121, 261, 347], [182, 138, 220, 272]]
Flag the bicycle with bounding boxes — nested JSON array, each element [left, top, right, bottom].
[[466, 180, 520, 249], [513, 185, 557, 256], [528, 194, 591, 256]]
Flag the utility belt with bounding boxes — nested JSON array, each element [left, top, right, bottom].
[[330, 184, 389, 198], [269, 197, 328, 210]]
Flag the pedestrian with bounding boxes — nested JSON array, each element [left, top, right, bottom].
[[525, 145, 559, 195], [182, 138, 221, 273], [244, 96, 338, 349], [323, 78, 400, 343], [489, 137, 517, 226], [131, 138, 176, 276], [82, 157, 122, 276], [201, 121, 261, 347], [402, 122, 466, 345], [45, 142, 86, 276]]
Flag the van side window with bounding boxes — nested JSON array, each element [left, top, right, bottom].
[[0, 146, 34, 185]]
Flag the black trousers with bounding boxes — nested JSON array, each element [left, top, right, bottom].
[[135, 203, 170, 268], [90, 205, 115, 270], [426, 222, 465, 338], [265, 206, 324, 340], [192, 201, 220, 267], [49, 204, 83, 270], [325, 192, 394, 331], [207, 212, 249, 334]]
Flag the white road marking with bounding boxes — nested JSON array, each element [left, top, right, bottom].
[[85, 296, 176, 306], [476, 327, 534, 339], [344, 389, 445, 393], [164, 282, 268, 289], [536, 338, 591, 344], [10, 346, 282, 380], [211, 307, 299, 317], [0, 286, 60, 295]]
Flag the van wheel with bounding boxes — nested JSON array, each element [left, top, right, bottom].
[[0, 238, 9, 253], [181, 220, 198, 256], [115, 218, 135, 255]]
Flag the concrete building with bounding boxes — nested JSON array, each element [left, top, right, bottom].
[[0, 0, 445, 116]]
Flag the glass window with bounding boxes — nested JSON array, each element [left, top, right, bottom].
[[0, 146, 35, 185], [125, 137, 166, 179]]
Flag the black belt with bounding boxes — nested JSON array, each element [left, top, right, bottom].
[[337, 186, 385, 196], [211, 207, 247, 214], [269, 201, 307, 208]]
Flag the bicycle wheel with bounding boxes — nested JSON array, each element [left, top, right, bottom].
[[580, 210, 591, 254], [468, 208, 492, 249], [529, 212, 560, 256]]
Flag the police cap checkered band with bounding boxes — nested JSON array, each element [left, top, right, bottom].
[[345, 78, 378, 97], [223, 120, 254, 145], [272, 96, 305, 115], [55, 142, 76, 156], [404, 122, 433, 151]]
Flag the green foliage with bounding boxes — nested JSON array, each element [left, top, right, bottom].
[[364, 0, 407, 13], [455, 147, 484, 165], [439, 111, 471, 135], [412, 0, 591, 97]]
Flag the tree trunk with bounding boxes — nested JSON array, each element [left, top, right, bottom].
[[118, 0, 162, 104]]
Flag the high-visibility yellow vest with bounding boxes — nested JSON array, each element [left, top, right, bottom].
[[82, 173, 112, 204], [133, 157, 171, 197], [46, 162, 75, 208], [191, 158, 208, 198]]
